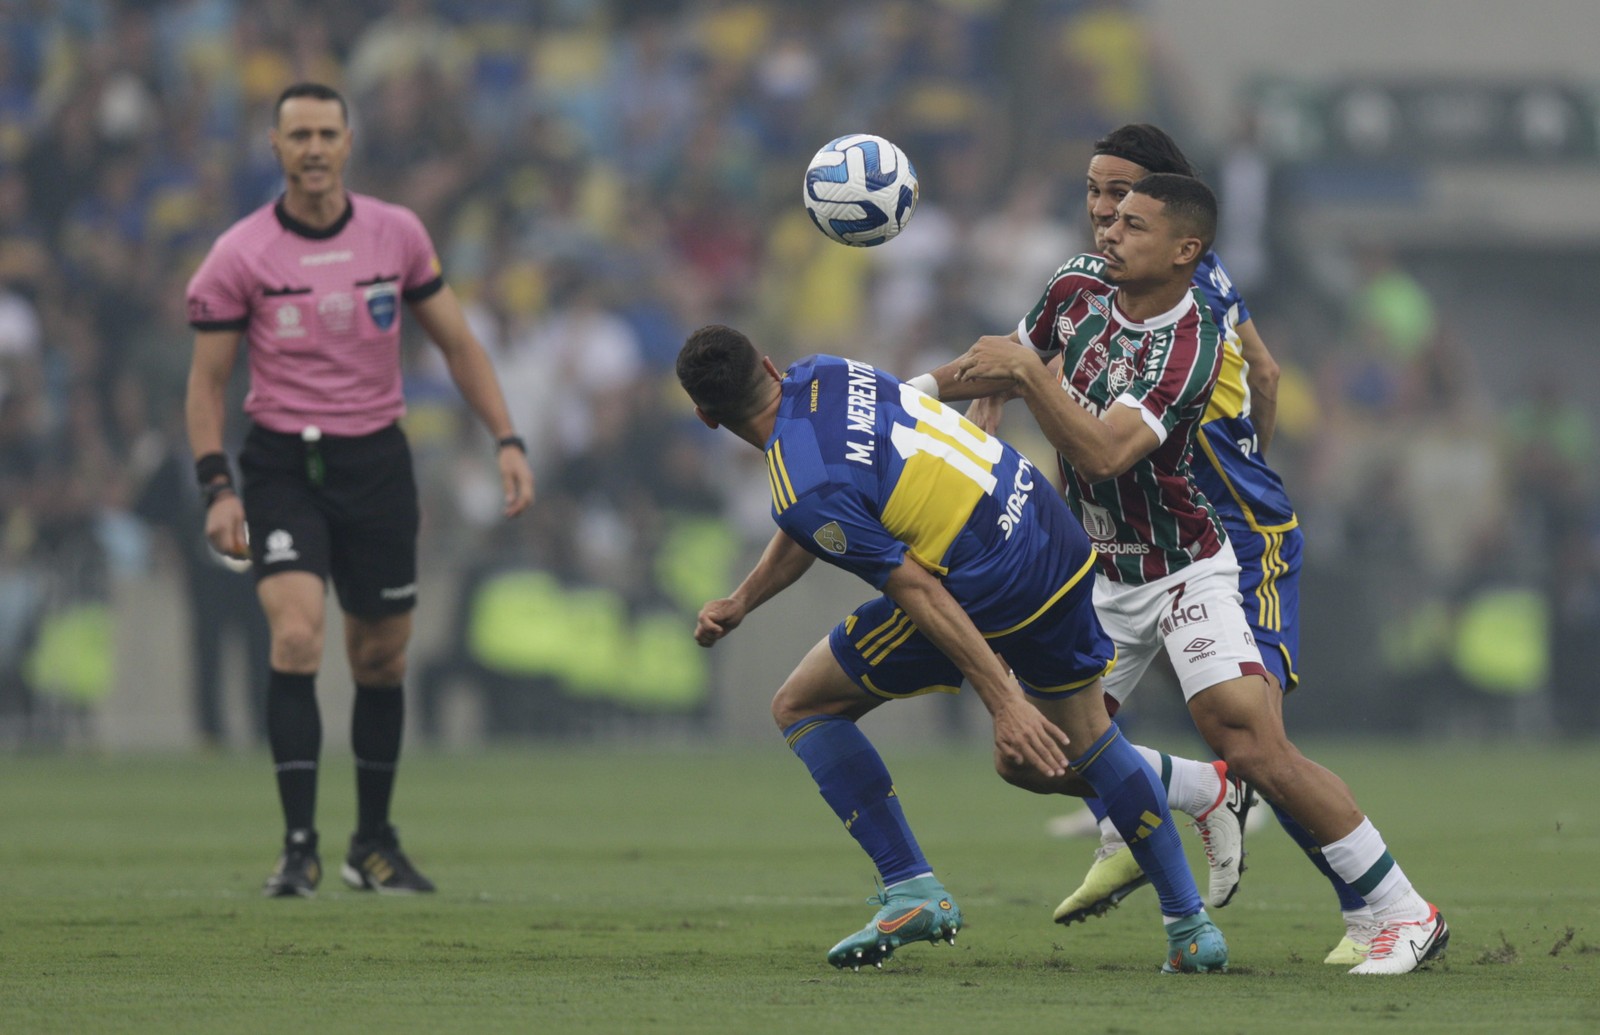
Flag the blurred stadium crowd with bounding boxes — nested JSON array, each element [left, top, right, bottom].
[[1, 0, 1596, 742]]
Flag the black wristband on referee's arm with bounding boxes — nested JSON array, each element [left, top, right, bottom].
[[195, 452, 232, 487], [195, 452, 234, 507], [496, 435, 527, 454]]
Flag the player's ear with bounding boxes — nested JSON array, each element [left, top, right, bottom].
[[693, 405, 719, 430], [1174, 234, 1204, 268], [761, 356, 782, 381]]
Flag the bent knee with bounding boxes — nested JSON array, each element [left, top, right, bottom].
[[771, 684, 817, 731], [994, 751, 1052, 794], [994, 751, 1026, 785]]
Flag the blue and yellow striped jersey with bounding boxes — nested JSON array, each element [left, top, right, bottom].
[[767, 355, 1096, 633], [1191, 252, 1298, 532]]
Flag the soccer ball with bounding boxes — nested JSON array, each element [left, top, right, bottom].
[[802, 134, 919, 247]]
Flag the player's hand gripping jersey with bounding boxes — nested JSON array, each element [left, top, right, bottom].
[[1018, 253, 1225, 585], [766, 355, 1095, 632]]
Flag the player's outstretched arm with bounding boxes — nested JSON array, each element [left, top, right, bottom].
[[914, 331, 1039, 407], [954, 335, 1159, 482], [695, 530, 817, 647], [960, 353, 1066, 436], [882, 558, 1069, 778], [1236, 317, 1280, 454], [410, 285, 535, 516]]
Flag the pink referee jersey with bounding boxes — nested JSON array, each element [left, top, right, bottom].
[[186, 193, 445, 437]]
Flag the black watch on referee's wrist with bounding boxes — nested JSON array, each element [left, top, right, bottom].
[[496, 435, 527, 455]]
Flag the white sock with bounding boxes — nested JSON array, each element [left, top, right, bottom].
[[1132, 746, 1223, 818], [1321, 819, 1428, 921]]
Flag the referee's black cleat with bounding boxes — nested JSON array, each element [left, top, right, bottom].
[[341, 825, 436, 894], [263, 828, 321, 898]]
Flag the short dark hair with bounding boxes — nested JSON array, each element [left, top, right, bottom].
[[1092, 124, 1196, 178], [275, 82, 348, 125], [1130, 173, 1217, 256], [676, 324, 771, 424]]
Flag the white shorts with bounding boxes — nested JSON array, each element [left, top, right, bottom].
[[1095, 542, 1270, 704]]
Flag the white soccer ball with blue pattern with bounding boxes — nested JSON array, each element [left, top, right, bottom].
[[803, 134, 919, 247]]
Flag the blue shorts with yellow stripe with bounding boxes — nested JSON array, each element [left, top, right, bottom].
[[1225, 521, 1302, 691], [827, 571, 1114, 702]]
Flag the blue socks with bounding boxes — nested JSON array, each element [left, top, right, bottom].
[[1071, 725, 1203, 921], [783, 715, 929, 886], [1270, 800, 1368, 912]]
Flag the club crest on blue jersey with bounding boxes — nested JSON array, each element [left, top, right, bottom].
[[813, 521, 849, 554], [364, 283, 398, 330]]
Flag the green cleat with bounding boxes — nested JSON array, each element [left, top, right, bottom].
[[1053, 841, 1150, 925], [1323, 909, 1379, 965], [1323, 934, 1370, 966], [827, 876, 963, 971], [1163, 912, 1229, 973]]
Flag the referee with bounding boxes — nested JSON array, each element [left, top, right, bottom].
[[184, 83, 534, 897]]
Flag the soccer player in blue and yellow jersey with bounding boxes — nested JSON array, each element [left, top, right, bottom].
[[677, 324, 1226, 973], [939, 173, 1446, 975]]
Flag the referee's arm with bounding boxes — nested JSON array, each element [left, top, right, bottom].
[[185, 328, 248, 557], [186, 329, 242, 460], [410, 285, 535, 516]]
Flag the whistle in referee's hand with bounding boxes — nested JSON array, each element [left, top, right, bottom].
[[302, 425, 324, 487]]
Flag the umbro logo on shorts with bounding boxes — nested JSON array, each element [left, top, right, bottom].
[[263, 529, 299, 565]]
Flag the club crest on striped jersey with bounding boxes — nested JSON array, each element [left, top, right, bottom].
[[813, 521, 848, 554], [364, 282, 398, 330], [1107, 356, 1136, 393]]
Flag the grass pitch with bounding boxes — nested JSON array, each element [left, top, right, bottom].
[[3, 740, 1598, 1034]]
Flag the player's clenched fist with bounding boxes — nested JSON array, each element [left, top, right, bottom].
[[694, 598, 747, 647]]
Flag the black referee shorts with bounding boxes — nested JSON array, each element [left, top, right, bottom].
[[238, 422, 419, 617]]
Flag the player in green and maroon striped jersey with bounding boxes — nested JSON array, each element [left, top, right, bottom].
[[921, 174, 1447, 975]]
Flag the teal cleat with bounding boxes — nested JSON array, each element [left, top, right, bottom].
[[827, 876, 963, 971], [1162, 912, 1229, 973]]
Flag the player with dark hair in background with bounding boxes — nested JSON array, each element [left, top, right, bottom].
[[185, 82, 534, 898]]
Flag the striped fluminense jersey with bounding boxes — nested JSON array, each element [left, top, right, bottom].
[[1190, 251, 1298, 534], [765, 355, 1096, 633], [1018, 252, 1224, 584]]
